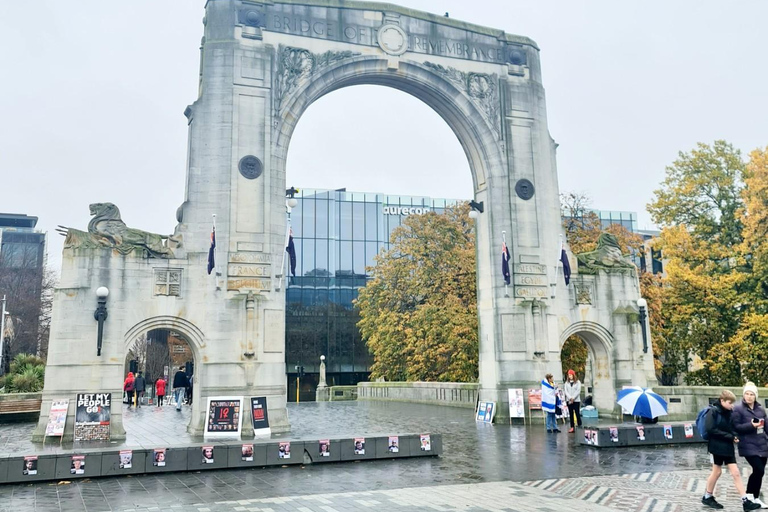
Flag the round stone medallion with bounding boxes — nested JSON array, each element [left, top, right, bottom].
[[238, 155, 263, 180], [515, 179, 535, 200], [377, 24, 408, 56]]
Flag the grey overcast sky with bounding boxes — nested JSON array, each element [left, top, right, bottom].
[[1, 1, 766, 270]]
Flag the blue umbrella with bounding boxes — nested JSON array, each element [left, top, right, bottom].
[[617, 387, 668, 418]]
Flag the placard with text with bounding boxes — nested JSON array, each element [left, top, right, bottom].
[[74, 393, 111, 441], [250, 396, 271, 437]]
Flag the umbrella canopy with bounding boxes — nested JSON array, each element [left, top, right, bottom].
[[617, 386, 668, 418]]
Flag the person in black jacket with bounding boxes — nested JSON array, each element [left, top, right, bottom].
[[702, 389, 760, 510], [732, 382, 768, 508], [172, 366, 187, 411]]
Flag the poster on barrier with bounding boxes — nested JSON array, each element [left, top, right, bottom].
[[420, 434, 431, 451], [278, 442, 291, 459], [242, 444, 254, 461], [23, 456, 38, 476], [354, 438, 365, 455], [528, 389, 542, 410], [202, 446, 214, 464], [388, 436, 399, 453], [70, 455, 85, 475], [319, 439, 330, 457], [153, 448, 166, 467], [609, 427, 619, 443], [684, 423, 694, 438], [119, 450, 132, 469], [508, 389, 525, 419]]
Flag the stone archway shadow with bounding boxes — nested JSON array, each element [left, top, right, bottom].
[[560, 321, 616, 414], [123, 316, 206, 435]]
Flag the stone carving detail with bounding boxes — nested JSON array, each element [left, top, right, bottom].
[[274, 46, 361, 114], [423, 62, 501, 139], [575, 284, 592, 305], [155, 268, 182, 296], [58, 203, 179, 258], [576, 233, 635, 274]]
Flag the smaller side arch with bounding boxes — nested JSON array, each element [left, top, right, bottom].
[[559, 321, 614, 355], [123, 316, 206, 354]]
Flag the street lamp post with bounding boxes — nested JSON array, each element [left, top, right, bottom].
[[94, 287, 109, 356], [637, 297, 648, 354]]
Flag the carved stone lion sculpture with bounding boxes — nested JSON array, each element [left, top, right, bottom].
[[576, 233, 635, 273], [58, 203, 179, 258]]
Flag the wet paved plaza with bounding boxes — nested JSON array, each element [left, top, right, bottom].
[[0, 401, 727, 511]]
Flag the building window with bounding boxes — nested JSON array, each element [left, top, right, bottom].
[[154, 269, 182, 296]]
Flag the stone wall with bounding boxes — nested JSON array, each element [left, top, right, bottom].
[[655, 386, 768, 421], [358, 382, 479, 409]]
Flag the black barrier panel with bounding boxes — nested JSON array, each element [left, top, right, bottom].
[[54, 453, 102, 480], [0, 458, 7, 482], [188, 446, 229, 471], [339, 436, 376, 461], [143, 448, 187, 473], [227, 443, 268, 468], [265, 441, 305, 466], [6, 455, 58, 484], [407, 434, 441, 457], [308, 439, 342, 463], [101, 450, 148, 476], [374, 435, 411, 459]]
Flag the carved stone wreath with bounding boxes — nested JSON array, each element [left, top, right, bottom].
[[423, 62, 501, 139], [274, 45, 361, 115]]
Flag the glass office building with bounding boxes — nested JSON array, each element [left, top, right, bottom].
[[285, 188, 459, 400]]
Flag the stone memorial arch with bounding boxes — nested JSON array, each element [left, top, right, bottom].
[[34, 0, 656, 439]]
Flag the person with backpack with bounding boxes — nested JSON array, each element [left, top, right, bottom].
[[732, 382, 768, 509], [123, 372, 135, 409], [701, 389, 760, 510], [134, 372, 146, 408]]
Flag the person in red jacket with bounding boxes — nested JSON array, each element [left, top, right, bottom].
[[123, 372, 135, 408], [155, 377, 166, 407]]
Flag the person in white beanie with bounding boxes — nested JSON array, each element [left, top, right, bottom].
[[733, 382, 768, 509]]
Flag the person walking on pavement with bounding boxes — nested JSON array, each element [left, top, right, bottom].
[[155, 377, 166, 407], [732, 382, 768, 509], [172, 366, 187, 411], [541, 373, 560, 433], [702, 389, 760, 510], [123, 372, 135, 409], [564, 369, 582, 433], [134, 372, 146, 408]]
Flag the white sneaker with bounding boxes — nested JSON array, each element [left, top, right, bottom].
[[754, 497, 768, 509]]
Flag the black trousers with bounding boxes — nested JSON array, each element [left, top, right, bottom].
[[567, 402, 582, 428], [126, 390, 134, 406], [745, 455, 767, 498]]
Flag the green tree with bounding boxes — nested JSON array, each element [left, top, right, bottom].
[[648, 141, 748, 385], [355, 203, 478, 382]]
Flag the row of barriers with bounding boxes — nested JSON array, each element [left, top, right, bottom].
[[0, 433, 441, 484]]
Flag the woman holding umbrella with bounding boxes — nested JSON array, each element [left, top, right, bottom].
[[732, 382, 768, 508]]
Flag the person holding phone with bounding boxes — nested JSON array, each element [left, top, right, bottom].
[[733, 382, 768, 508]]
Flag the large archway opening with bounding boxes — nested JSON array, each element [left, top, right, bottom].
[[283, 83, 475, 400]]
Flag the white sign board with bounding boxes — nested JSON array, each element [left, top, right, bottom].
[[507, 389, 525, 419], [45, 399, 69, 437]]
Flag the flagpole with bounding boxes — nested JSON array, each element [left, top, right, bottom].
[[277, 207, 292, 291], [212, 214, 220, 290], [552, 234, 563, 299], [502, 231, 510, 298]]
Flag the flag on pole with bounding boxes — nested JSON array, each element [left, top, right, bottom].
[[286, 229, 296, 277], [560, 243, 571, 286], [207, 225, 216, 275], [501, 241, 511, 285]]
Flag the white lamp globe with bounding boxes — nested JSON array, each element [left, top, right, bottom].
[[468, 209, 479, 220], [637, 298, 647, 308], [287, 198, 299, 208], [96, 287, 110, 299]]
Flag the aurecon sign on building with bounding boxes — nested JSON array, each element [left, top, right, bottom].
[[382, 206, 430, 215]]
